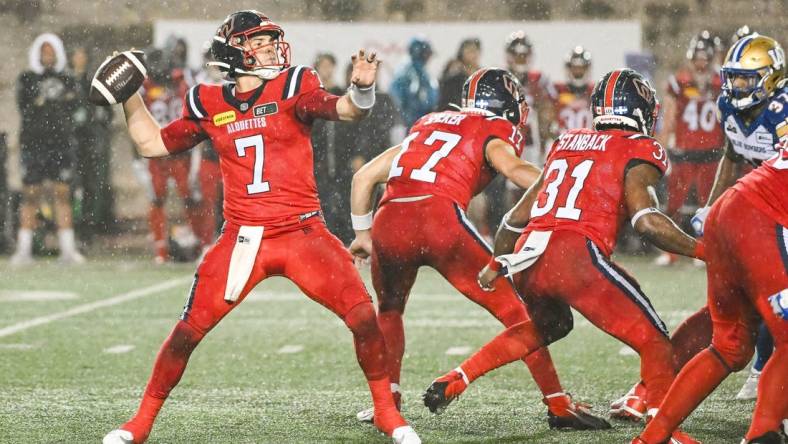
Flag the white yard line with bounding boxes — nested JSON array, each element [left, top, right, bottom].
[[104, 344, 135, 354], [277, 345, 304, 354], [0, 277, 192, 338], [445, 346, 471, 355]]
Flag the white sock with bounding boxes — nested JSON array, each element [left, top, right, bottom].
[[58, 228, 76, 255], [16, 228, 33, 256]]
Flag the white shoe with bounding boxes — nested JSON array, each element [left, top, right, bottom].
[[781, 418, 786, 436], [102, 429, 135, 444], [356, 406, 374, 423], [9, 252, 34, 266], [59, 251, 86, 265], [654, 252, 677, 266], [392, 425, 421, 444], [735, 370, 760, 400]]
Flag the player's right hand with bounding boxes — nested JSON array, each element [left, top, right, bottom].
[[477, 265, 499, 292], [349, 231, 373, 267], [691, 206, 710, 236]]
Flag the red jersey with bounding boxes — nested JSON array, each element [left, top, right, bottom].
[[160, 65, 340, 227], [381, 109, 524, 209], [526, 128, 669, 256], [552, 82, 594, 132], [733, 150, 788, 228], [666, 68, 724, 151]]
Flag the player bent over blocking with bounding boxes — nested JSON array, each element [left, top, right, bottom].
[[612, 34, 788, 423], [633, 48, 788, 444], [103, 10, 419, 444], [349, 68, 610, 430], [424, 69, 704, 442]]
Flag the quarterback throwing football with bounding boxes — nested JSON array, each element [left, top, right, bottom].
[[103, 10, 419, 444]]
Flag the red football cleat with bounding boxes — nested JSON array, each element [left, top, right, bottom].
[[543, 392, 611, 430], [610, 382, 648, 421], [423, 369, 468, 414]]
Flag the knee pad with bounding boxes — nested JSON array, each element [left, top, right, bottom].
[[343, 303, 379, 338], [531, 299, 574, 345], [711, 323, 756, 372]]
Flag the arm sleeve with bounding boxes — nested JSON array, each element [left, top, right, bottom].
[[295, 68, 340, 123], [161, 118, 207, 154], [16, 73, 35, 116]]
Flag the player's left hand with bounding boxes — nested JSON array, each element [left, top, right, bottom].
[[477, 265, 500, 292], [350, 49, 380, 88]]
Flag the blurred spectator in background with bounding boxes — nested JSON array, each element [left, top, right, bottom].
[[654, 31, 724, 266], [69, 46, 115, 242], [551, 46, 594, 133], [310, 53, 349, 242], [138, 48, 210, 263], [11, 33, 83, 265], [390, 36, 438, 128], [438, 37, 481, 110], [189, 42, 224, 249], [504, 30, 556, 165], [165, 36, 189, 71]]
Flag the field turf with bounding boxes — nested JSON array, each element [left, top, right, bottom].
[[0, 256, 756, 443]]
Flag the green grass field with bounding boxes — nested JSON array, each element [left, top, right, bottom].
[[0, 256, 756, 443]]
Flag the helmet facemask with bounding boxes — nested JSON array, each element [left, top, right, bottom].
[[231, 29, 290, 80], [721, 66, 771, 109]]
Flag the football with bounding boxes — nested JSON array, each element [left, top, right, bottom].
[[88, 50, 147, 106]]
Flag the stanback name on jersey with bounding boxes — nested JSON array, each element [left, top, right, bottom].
[[382, 110, 523, 209], [528, 128, 668, 256], [719, 86, 788, 165]]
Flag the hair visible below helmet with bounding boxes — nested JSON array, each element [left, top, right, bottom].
[[461, 68, 529, 129], [209, 10, 290, 80], [686, 30, 716, 61], [721, 34, 786, 110], [590, 69, 659, 136]]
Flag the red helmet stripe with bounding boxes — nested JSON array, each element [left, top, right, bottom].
[[604, 69, 622, 109], [466, 68, 489, 106]]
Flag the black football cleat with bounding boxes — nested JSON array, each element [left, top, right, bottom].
[[547, 404, 612, 430], [423, 370, 466, 414]]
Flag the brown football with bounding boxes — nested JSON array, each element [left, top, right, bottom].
[[88, 50, 147, 106]]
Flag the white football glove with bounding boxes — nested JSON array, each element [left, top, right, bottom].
[[691, 206, 710, 236], [768, 289, 788, 320]]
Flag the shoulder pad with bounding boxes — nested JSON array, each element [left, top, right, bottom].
[[282, 65, 320, 100], [184, 84, 209, 120]]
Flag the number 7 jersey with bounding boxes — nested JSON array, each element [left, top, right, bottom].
[[380, 109, 524, 209], [159, 66, 338, 228], [526, 128, 669, 256]]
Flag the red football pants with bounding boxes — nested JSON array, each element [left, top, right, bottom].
[[666, 160, 717, 217], [371, 196, 563, 396], [515, 230, 675, 408], [644, 189, 788, 441], [182, 220, 371, 333]]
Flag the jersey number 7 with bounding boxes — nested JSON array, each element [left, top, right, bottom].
[[235, 134, 270, 194]]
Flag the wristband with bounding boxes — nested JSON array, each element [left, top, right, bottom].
[[348, 83, 376, 110], [351, 211, 373, 231], [631, 207, 660, 228], [693, 240, 705, 261], [486, 257, 502, 274]]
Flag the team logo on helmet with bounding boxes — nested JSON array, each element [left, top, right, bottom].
[[633, 78, 654, 103]]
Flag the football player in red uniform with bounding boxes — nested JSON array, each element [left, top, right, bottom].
[[423, 69, 703, 442], [654, 31, 724, 266], [634, 147, 788, 444], [551, 46, 594, 133], [349, 68, 610, 431], [140, 56, 210, 263], [102, 10, 420, 444]]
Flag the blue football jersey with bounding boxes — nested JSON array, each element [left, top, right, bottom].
[[717, 85, 788, 165]]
